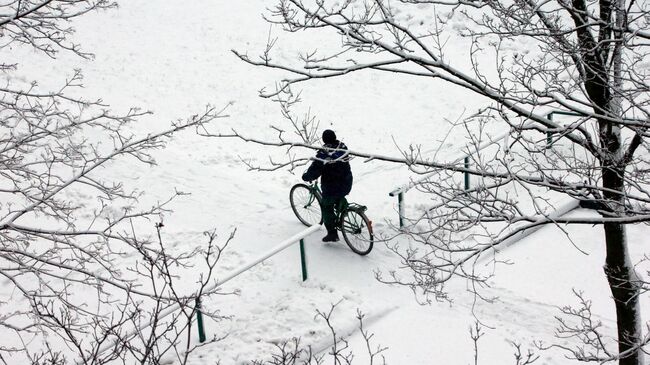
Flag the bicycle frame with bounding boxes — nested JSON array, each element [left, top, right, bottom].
[[306, 181, 368, 232], [305, 181, 322, 207]]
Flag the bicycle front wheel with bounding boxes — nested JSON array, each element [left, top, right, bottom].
[[341, 209, 374, 255], [289, 184, 322, 227]]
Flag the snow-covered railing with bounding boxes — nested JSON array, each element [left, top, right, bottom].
[[389, 111, 586, 227], [88, 224, 322, 362], [193, 224, 322, 340], [389, 121, 534, 227], [475, 198, 580, 263]]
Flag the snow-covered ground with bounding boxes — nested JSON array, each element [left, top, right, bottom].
[[9, 1, 650, 364]]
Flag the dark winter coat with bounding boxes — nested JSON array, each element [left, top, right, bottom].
[[302, 140, 353, 198]]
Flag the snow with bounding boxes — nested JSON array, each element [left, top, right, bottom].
[[5, 0, 649, 364]]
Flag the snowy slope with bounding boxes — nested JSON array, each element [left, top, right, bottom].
[[8, 0, 649, 364]]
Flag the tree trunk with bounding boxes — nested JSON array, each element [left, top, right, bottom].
[[601, 0, 643, 361], [602, 166, 643, 365]]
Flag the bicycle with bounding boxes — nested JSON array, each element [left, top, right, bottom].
[[289, 182, 374, 255]]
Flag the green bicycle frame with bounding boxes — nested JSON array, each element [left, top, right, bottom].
[[305, 181, 367, 234]]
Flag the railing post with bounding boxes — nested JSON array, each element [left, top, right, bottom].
[[464, 156, 470, 191], [397, 192, 404, 229], [546, 112, 553, 149], [299, 239, 308, 281], [195, 297, 206, 343]]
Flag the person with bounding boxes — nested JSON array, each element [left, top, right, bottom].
[[302, 129, 353, 242]]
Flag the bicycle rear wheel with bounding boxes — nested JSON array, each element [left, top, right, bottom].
[[289, 184, 322, 227], [341, 209, 373, 255]]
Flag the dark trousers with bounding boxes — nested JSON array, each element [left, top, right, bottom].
[[321, 196, 347, 232]]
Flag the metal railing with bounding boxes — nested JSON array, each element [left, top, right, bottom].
[[389, 121, 534, 227], [193, 224, 321, 340], [88, 224, 323, 362], [545, 110, 583, 148], [474, 198, 580, 263], [388, 111, 597, 227]]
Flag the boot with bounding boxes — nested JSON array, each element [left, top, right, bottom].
[[322, 226, 339, 242]]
